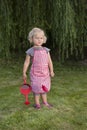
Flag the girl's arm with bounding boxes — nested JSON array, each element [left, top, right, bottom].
[[48, 52, 54, 77], [23, 55, 30, 80]]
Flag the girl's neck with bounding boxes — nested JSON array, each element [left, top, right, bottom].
[[33, 45, 42, 48]]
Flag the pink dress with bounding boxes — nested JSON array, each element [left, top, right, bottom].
[[29, 47, 51, 94]]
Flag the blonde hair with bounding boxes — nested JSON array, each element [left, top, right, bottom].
[[28, 27, 47, 43]]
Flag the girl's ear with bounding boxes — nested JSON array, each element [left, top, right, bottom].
[[29, 37, 33, 43], [43, 36, 47, 43]]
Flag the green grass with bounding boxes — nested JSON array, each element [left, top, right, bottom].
[[0, 59, 87, 130]]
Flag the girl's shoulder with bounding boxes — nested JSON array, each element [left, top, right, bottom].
[[43, 47, 50, 53], [25, 47, 50, 56], [26, 47, 34, 56]]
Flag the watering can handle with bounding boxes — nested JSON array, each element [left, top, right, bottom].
[[24, 79, 26, 84]]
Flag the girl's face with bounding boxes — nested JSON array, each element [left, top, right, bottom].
[[32, 32, 44, 46]]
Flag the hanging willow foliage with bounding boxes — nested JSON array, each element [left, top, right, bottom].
[[0, 0, 47, 58], [0, 0, 86, 61], [0, 0, 13, 57], [50, 0, 86, 62]]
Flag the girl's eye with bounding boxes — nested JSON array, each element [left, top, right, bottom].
[[35, 37, 43, 39]]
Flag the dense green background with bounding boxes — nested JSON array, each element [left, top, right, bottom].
[[0, 0, 87, 62]]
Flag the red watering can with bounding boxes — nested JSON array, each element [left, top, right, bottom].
[[20, 79, 32, 105]]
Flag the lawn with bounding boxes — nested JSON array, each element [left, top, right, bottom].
[[0, 58, 87, 130]]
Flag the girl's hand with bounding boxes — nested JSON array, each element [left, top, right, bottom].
[[50, 71, 55, 77], [23, 73, 27, 80]]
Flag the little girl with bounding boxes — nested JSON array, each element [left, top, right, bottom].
[[23, 27, 54, 109]]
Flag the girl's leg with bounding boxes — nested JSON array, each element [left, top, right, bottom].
[[41, 93, 47, 103], [34, 94, 40, 105], [33, 93, 41, 109], [41, 93, 53, 108]]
